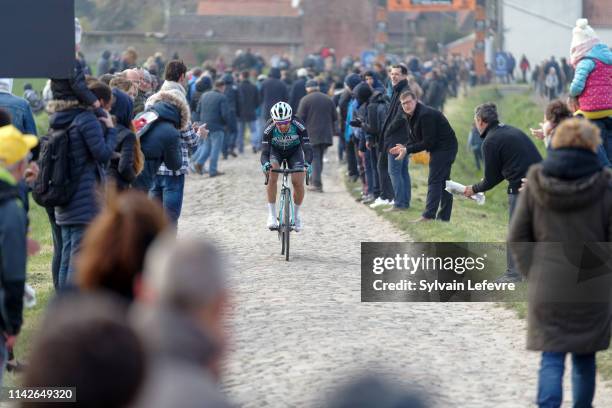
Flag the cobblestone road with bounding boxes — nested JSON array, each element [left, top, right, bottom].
[[179, 148, 612, 407]]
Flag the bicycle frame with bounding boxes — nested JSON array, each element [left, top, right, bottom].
[[264, 159, 309, 261], [278, 168, 294, 231]]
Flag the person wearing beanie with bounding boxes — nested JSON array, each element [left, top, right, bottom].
[[344, 73, 362, 93], [191, 75, 212, 113], [569, 18, 612, 161]]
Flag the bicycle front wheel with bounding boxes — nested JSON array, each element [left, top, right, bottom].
[[283, 188, 291, 261]]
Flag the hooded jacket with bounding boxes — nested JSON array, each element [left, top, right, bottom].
[[0, 168, 26, 336], [108, 89, 138, 189], [191, 76, 212, 114], [509, 149, 612, 353], [49, 101, 117, 225], [132, 91, 185, 191], [363, 91, 389, 146]]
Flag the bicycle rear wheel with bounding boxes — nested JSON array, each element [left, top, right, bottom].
[[279, 192, 285, 255], [283, 188, 291, 261]]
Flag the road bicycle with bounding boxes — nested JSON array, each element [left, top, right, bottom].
[[264, 159, 309, 261]]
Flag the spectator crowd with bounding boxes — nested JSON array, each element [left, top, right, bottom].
[[0, 15, 610, 408]]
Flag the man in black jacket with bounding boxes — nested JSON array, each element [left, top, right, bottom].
[[390, 90, 458, 220], [375, 65, 410, 210], [464, 102, 543, 282], [260, 68, 289, 121], [237, 71, 260, 154], [297, 80, 338, 192]]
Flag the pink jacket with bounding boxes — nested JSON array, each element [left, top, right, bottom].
[[579, 60, 612, 112]]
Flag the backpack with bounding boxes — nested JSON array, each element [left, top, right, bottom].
[[133, 110, 160, 139], [366, 96, 389, 140], [32, 124, 81, 207]]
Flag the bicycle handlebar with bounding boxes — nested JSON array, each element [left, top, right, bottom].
[[263, 167, 310, 186], [271, 168, 305, 174]]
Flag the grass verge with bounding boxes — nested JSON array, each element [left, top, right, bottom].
[[346, 85, 612, 380]]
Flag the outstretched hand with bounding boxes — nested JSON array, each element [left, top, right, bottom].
[[389, 144, 407, 161]]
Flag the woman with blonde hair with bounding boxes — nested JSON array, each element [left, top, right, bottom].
[[76, 190, 169, 301], [509, 118, 612, 407]]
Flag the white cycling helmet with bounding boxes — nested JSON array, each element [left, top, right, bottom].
[[271, 102, 292, 122]]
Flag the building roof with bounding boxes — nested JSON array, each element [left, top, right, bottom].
[[169, 14, 302, 45], [197, 0, 300, 17], [583, 0, 612, 28]]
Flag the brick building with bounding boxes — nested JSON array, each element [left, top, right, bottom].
[[167, 0, 377, 64]]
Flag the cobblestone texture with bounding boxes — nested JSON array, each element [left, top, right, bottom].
[[179, 148, 612, 407]]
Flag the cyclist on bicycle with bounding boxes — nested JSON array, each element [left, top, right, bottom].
[[261, 101, 313, 231]]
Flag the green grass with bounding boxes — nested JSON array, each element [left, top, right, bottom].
[[347, 85, 612, 380], [11, 78, 49, 136], [348, 85, 545, 242]]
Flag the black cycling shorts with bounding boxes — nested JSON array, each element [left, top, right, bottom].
[[270, 148, 304, 170]]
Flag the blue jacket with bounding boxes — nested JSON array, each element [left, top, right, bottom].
[[133, 95, 184, 191], [50, 105, 117, 225], [570, 43, 612, 97], [345, 98, 358, 142], [196, 90, 230, 133], [0, 169, 26, 335], [0, 92, 37, 135]]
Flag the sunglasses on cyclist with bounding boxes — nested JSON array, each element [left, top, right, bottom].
[[274, 119, 292, 126]]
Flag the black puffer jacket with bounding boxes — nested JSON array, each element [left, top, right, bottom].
[[49, 101, 117, 226]]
